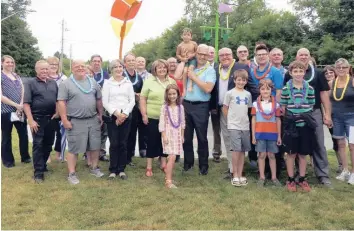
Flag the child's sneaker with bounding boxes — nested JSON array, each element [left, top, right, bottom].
[[231, 177, 241, 187], [348, 173, 354, 185], [298, 180, 311, 192], [336, 169, 350, 181], [286, 181, 297, 192], [257, 179, 265, 187], [272, 179, 282, 187], [239, 177, 248, 186]]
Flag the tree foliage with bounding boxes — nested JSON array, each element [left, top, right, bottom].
[[131, 0, 354, 66], [1, 0, 42, 77]]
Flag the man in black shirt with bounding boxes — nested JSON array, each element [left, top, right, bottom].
[[283, 48, 333, 187], [123, 53, 145, 165], [23, 60, 58, 183]]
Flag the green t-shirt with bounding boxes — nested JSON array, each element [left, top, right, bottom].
[[141, 76, 176, 120]]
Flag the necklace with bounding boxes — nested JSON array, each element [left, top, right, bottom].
[[124, 69, 138, 85], [70, 74, 93, 94], [305, 64, 315, 83], [333, 75, 350, 101], [166, 104, 182, 129], [287, 79, 308, 108], [253, 63, 272, 80], [94, 68, 104, 84], [156, 76, 171, 89], [219, 59, 235, 80], [257, 96, 276, 120]]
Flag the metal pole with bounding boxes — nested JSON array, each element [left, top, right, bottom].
[[214, 11, 219, 63], [60, 19, 64, 74]]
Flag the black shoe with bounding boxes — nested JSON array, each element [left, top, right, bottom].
[[99, 155, 109, 162], [223, 172, 232, 180], [182, 166, 193, 174], [199, 168, 208, 175], [34, 176, 44, 183], [21, 158, 32, 163], [139, 150, 146, 158], [3, 163, 15, 168], [213, 156, 221, 163], [175, 155, 180, 163]]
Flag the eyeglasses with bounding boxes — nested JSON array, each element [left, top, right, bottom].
[[197, 53, 208, 57], [256, 53, 268, 57], [219, 53, 232, 57], [50, 63, 59, 66], [238, 50, 248, 54], [335, 66, 349, 70]]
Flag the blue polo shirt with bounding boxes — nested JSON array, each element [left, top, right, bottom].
[[184, 64, 216, 102], [250, 63, 283, 95]]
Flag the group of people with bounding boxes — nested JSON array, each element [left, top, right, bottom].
[[1, 28, 354, 190]]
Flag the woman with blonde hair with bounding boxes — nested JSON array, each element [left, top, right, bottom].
[[140, 59, 176, 177], [1, 55, 31, 167], [46, 56, 67, 162], [329, 58, 354, 185]]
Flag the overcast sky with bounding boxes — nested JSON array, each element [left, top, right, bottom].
[[26, 0, 292, 61]]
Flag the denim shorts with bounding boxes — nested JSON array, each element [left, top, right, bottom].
[[332, 112, 354, 139], [255, 140, 279, 153]]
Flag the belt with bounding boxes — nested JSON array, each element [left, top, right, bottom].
[[67, 115, 96, 120], [183, 100, 208, 105]]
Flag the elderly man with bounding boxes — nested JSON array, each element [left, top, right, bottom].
[[136, 56, 151, 81], [23, 60, 58, 183], [208, 46, 216, 67], [182, 44, 216, 175], [123, 53, 145, 164], [90, 54, 109, 161], [284, 48, 333, 187], [270, 48, 287, 78], [58, 60, 104, 185], [210, 47, 258, 177]]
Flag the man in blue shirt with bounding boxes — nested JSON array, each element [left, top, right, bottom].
[[183, 44, 216, 175], [270, 48, 287, 79], [90, 54, 109, 161]]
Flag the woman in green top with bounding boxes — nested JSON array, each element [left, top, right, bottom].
[[140, 59, 176, 177]]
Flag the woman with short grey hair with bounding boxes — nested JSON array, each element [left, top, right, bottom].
[[102, 59, 135, 180], [329, 58, 354, 185]]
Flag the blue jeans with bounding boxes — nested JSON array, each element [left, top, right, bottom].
[[332, 112, 354, 139]]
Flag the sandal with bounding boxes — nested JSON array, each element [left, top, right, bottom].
[[145, 168, 153, 177], [165, 180, 177, 189]]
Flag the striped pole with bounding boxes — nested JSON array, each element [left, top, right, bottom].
[[59, 121, 66, 162]]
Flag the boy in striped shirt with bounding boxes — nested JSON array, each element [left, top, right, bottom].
[[251, 79, 282, 187], [280, 61, 316, 192]]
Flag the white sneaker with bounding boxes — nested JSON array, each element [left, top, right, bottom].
[[231, 177, 241, 187], [336, 169, 350, 181], [240, 177, 248, 186], [90, 167, 105, 178], [348, 173, 354, 185], [68, 172, 79, 185]]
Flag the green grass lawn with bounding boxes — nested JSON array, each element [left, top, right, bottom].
[[1, 133, 354, 230]]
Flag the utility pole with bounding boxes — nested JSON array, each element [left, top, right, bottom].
[[59, 19, 65, 74], [69, 44, 72, 72]]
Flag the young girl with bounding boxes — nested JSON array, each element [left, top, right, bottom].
[[251, 79, 282, 187], [159, 84, 185, 189]]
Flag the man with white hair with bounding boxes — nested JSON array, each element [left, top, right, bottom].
[[270, 48, 287, 78], [58, 59, 104, 185], [283, 48, 333, 187], [183, 44, 217, 175], [136, 56, 151, 81], [23, 60, 58, 183], [210, 47, 258, 178]]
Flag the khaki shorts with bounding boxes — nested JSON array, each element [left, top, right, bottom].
[[66, 116, 101, 154]]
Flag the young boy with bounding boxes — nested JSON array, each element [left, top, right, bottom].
[[251, 79, 282, 187], [280, 61, 316, 192], [176, 28, 198, 93], [223, 69, 252, 187]]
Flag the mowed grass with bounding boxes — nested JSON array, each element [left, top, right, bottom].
[[2, 132, 354, 230]]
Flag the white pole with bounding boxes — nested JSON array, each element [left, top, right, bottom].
[[226, 15, 229, 28]]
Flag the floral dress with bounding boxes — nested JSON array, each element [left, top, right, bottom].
[[158, 104, 186, 155]]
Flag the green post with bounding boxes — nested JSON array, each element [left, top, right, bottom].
[[214, 10, 219, 63]]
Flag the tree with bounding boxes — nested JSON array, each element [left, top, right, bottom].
[[53, 51, 68, 59], [1, 17, 42, 77], [1, 0, 42, 77]]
